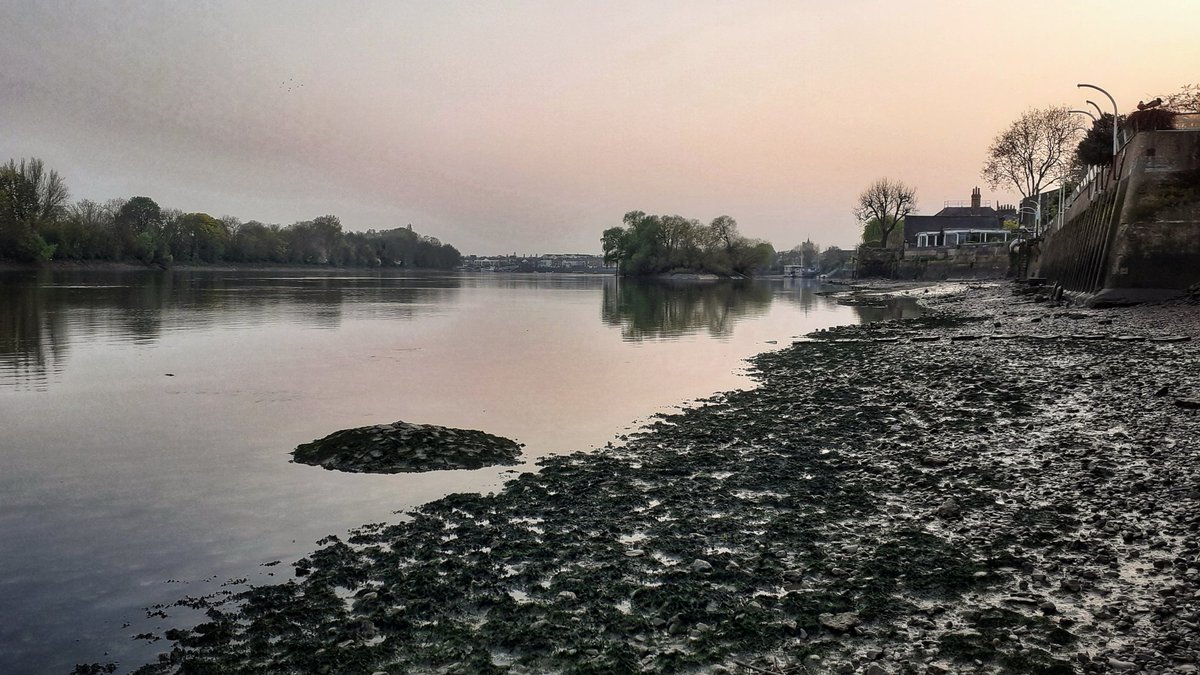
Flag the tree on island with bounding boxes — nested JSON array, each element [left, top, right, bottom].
[[854, 178, 916, 249], [982, 106, 1083, 200], [602, 211, 773, 277]]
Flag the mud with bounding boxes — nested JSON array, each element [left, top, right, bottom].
[[116, 281, 1200, 675]]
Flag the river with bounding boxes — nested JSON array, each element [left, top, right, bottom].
[[0, 268, 919, 673]]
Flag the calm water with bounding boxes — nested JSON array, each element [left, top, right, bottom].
[[0, 269, 919, 673]]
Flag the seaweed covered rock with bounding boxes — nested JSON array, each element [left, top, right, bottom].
[[292, 421, 521, 473]]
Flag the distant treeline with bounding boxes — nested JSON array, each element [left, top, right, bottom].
[[0, 157, 461, 268], [602, 211, 775, 277]]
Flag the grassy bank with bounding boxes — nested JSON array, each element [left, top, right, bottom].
[[114, 282, 1200, 675]]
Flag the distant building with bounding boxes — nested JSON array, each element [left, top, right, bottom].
[[904, 188, 1019, 248]]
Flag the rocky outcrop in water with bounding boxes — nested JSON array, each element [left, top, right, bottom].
[[292, 421, 521, 473]]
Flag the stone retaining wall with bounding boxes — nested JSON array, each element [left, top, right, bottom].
[[897, 244, 1010, 280], [1035, 128, 1200, 304]]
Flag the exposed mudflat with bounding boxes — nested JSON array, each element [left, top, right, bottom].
[[292, 421, 522, 474], [124, 282, 1200, 675]]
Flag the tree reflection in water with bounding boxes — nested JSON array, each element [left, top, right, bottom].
[[0, 270, 70, 391], [0, 269, 462, 389], [601, 278, 773, 340]]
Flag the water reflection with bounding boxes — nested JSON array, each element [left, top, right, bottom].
[[0, 274, 70, 391], [601, 279, 773, 340], [0, 269, 462, 389], [773, 279, 926, 323], [774, 278, 835, 315], [0, 271, 929, 673]]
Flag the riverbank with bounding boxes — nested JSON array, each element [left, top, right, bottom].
[[127, 281, 1200, 675]]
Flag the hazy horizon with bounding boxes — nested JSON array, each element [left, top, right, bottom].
[[2, 1, 1197, 255]]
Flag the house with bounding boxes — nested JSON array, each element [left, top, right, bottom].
[[904, 188, 1019, 248]]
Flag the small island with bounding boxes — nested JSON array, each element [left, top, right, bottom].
[[292, 420, 522, 474], [601, 211, 775, 277]]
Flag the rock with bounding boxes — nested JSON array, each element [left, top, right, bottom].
[[935, 498, 961, 519], [557, 591, 577, 602], [1106, 658, 1138, 671], [863, 663, 889, 675], [1039, 601, 1057, 614], [691, 559, 714, 573], [292, 420, 521, 474], [818, 611, 860, 633], [1175, 399, 1200, 410]]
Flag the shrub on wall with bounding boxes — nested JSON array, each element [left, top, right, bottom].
[[1126, 108, 1177, 133]]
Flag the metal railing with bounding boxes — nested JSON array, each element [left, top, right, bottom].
[[942, 200, 993, 208]]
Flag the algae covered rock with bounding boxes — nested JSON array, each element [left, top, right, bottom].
[[292, 421, 521, 473]]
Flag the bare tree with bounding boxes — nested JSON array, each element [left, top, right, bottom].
[[981, 107, 1083, 199], [854, 178, 917, 249], [1, 157, 69, 227], [1158, 83, 1199, 113]]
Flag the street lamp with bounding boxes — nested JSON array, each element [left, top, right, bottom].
[[1068, 109, 1097, 122], [1085, 100, 1105, 120], [1078, 83, 1119, 155], [1018, 204, 1041, 236]]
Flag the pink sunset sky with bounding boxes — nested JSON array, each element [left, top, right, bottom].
[[2, 0, 1197, 254]]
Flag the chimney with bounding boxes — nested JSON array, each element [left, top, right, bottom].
[[971, 187, 981, 210]]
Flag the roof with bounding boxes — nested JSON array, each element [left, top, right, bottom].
[[904, 214, 1005, 242], [934, 206, 999, 217]]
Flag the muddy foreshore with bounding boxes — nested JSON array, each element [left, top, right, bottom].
[[122, 282, 1200, 675]]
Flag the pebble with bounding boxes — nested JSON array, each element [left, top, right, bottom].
[[818, 611, 860, 633], [934, 497, 961, 519]]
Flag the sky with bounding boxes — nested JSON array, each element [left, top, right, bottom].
[[2, 1, 1198, 255]]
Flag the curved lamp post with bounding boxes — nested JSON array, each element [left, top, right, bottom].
[[1069, 109, 1097, 122], [1078, 83, 1119, 155], [1018, 204, 1041, 236]]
